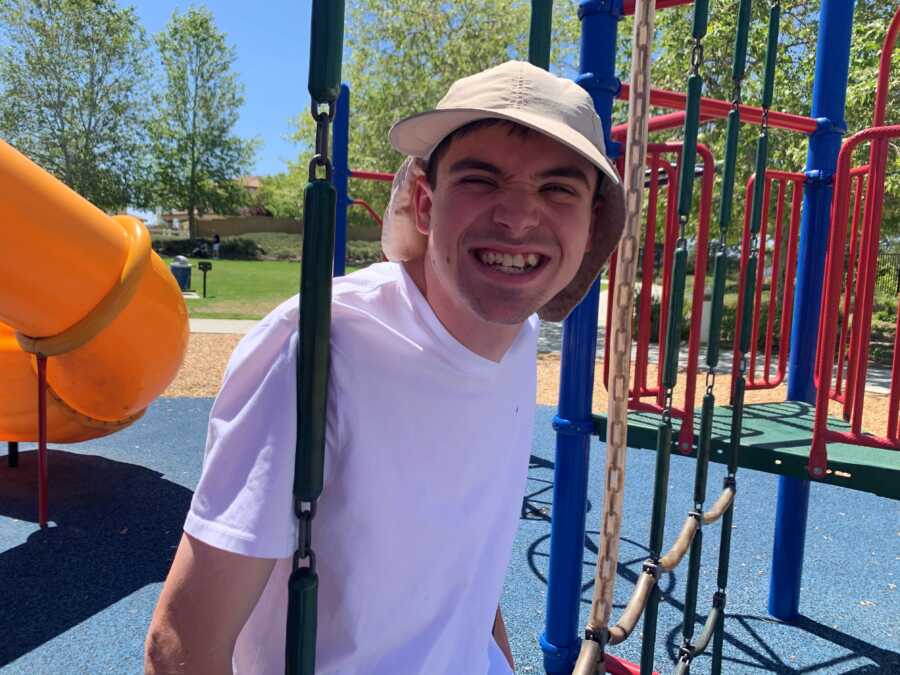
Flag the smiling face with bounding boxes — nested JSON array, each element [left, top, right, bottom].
[[409, 122, 600, 356]]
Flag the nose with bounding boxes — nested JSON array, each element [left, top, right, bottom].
[[492, 187, 540, 235]]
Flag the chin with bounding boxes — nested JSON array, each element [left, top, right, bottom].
[[470, 301, 539, 326]]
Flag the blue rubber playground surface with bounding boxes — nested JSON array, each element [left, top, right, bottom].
[[1, 399, 897, 673]]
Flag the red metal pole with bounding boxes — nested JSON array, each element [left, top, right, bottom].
[[617, 84, 819, 134], [349, 198, 384, 227], [835, 172, 866, 408], [349, 170, 394, 182], [763, 179, 787, 385], [849, 138, 889, 434], [872, 7, 900, 128], [778, 176, 803, 387], [633, 153, 660, 402], [888, 294, 900, 441], [37, 354, 48, 528], [749, 178, 772, 387]]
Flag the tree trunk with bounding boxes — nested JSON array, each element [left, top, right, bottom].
[[188, 204, 198, 240]]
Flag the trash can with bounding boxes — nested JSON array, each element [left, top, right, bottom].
[[170, 255, 192, 291]]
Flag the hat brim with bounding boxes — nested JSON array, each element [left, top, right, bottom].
[[389, 107, 621, 189]]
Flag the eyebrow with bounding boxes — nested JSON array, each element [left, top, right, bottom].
[[536, 166, 592, 188], [447, 158, 592, 189], [447, 158, 502, 175]]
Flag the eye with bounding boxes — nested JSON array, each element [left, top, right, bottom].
[[459, 175, 496, 186], [541, 183, 578, 196]]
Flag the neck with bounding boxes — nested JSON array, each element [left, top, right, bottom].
[[403, 258, 522, 362]]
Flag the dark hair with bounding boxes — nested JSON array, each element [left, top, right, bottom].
[[424, 118, 604, 202]]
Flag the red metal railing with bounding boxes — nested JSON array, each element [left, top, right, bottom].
[[730, 170, 804, 391], [818, 164, 870, 407], [810, 124, 900, 476], [617, 84, 818, 134], [348, 169, 394, 231], [604, 142, 715, 453]]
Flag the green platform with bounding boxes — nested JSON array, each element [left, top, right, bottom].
[[593, 401, 900, 499]]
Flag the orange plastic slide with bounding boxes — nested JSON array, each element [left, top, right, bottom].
[[0, 140, 189, 443]]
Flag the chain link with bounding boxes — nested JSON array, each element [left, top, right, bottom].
[[294, 500, 318, 571], [690, 39, 704, 74], [587, 0, 656, 637], [308, 99, 336, 182]]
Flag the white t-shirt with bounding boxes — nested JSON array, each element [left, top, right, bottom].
[[185, 262, 539, 674]]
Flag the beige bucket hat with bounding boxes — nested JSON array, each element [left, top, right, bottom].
[[383, 60, 626, 322]]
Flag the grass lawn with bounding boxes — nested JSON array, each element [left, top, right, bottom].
[[163, 258, 361, 320], [162, 256, 608, 321]]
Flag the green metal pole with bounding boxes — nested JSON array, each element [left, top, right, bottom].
[[528, 0, 553, 70], [287, 2, 345, 674]]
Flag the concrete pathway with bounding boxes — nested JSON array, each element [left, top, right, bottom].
[[189, 316, 893, 395], [189, 318, 257, 335]]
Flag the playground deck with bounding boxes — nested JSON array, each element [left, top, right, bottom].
[[594, 402, 900, 499], [1, 400, 896, 673]]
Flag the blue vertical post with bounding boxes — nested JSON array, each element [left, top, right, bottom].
[[540, 2, 621, 673], [332, 83, 351, 277], [770, 0, 855, 621]]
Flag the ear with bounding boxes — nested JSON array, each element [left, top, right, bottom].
[[584, 196, 605, 253], [413, 174, 434, 236]]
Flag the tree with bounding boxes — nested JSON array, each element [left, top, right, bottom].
[[285, 0, 581, 235], [0, 0, 151, 211], [619, 0, 900, 239], [149, 7, 256, 240]]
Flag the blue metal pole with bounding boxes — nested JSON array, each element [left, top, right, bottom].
[[332, 83, 350, 277], [770, 0, 855, 621], [540, 2, 621, 673]]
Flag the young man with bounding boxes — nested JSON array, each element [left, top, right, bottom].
[[145, 61, 625, 674]]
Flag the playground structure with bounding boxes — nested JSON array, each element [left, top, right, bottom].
[[295, 1, 900, 674], [0, 140, 189, 527]]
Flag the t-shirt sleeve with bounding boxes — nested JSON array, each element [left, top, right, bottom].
[[184, 307, 310, 559]]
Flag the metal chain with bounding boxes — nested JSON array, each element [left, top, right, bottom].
[[308, 99, 335, 182], [294, 499, 318, 572], [292, 95, 336, 577], [585, 0, 656, 643]]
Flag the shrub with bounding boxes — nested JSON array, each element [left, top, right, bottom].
[[345, 240, 384, 266], [220, 237, 265, 260]]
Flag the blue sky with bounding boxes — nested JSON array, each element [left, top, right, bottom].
[[130, 0, 313, 177]]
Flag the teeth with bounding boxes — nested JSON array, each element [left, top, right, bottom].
[[477, 249, 542, 273]]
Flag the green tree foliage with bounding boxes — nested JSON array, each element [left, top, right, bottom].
[[270, 0, 580, 234], [274, 1, 900, 242], [148, 6, 256, 240], [0, 0, 151, 211], [620, 0, 900, 240]]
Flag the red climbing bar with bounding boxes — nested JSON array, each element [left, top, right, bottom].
[[888, 303, 900, 441], [349, 198, 383, 227], [618, 84, 819, 134], [37, 354, 48, 528], [831, 168, 868, 407], [611, 111, 717, 140], [349, 170, 394, 183]]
